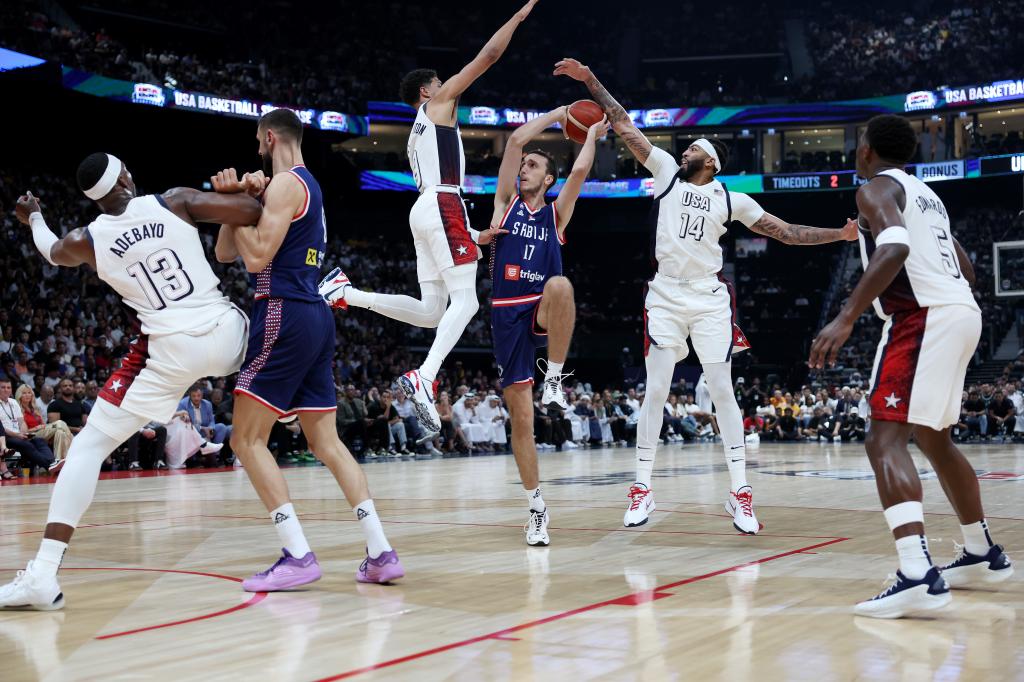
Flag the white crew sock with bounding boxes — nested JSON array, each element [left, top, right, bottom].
[[545, 361, 564, 378], [355, 499, 393, 558], [526, 487, 545, 512], [961, 519, 993, 556], [895, 534, 933, 580], [635, 448, 655, 489], [34, 539, 68, 579], [270, 503, 311, 558]]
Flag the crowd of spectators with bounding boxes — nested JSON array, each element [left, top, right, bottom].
[[4, 0, 1023, 115], [1, 162, 1021, 479]]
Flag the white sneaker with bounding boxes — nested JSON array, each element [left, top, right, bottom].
[[199, 441, 223, 455], [318, 266, 351, 310], [725, 486, 760, 534], [624, 484, 655, 527], [398, 370, 441, 433], [128, 461, 142, 471], [563, 441, 579, 450], [525, 509, 550, 546], [938, 543, 1013, 588], [156, 459, 167, 469], [854, 568, 951, 619], [0, 562, 64, 611], [538, 359, 572, 411], [744, 432, 760, 446]]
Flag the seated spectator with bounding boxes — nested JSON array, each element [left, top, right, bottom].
[[800, 407, 824, 439], [178, 384, 231, 448], [664, 393, 696, 442], [365, 387, 394, 456], [16, 384, 72, 464], [1, 433, 17, 480], [47, 378, 89, 435], [611, 393, 637, 446], [817, 407, 841, 443], [269, 416, 309, 463], [743, 407, 765, 436], [125, 423, 168, 470], [0, 377, 54, 471], [840, 408, 867, 442], [987, 389, 1016, 439], [337, 384, 368, 454], [477, 394, 509, 451], [436, 391, 469, 454], [963, 389, 988, 439], [381, 389, 411, 455], [776, 407, 802, 441]]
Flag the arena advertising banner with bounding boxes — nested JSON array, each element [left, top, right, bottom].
[[60, 67, 369, 135], [0, 46, 45, 72], [361, 155, 1012, 198], [368, 76, 1023, 130]]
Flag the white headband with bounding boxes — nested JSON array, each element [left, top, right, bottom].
[[692, 138, 721, 173], [83, 154, 123, 200]]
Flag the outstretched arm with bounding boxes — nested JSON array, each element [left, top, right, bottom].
[[554, 117, 610, 234], [162, 187, 263, 227], [748, 212, 859, 246], [15, 192, 96, 268], [554, 58, 652, 163], [430, 0, 539, 120], [809, 178, 910, 368]]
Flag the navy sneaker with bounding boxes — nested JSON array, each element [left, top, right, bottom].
[[939, 544, 1013, 588], [854, 567, 951, 619]]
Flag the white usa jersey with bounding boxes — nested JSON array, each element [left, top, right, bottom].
[[88, 195, 234, 337], [644, 147, 764, 278], [857, 168, 978, 319], [407, 101, 465, 193]]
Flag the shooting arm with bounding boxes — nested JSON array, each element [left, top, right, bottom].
[[555, 118, 607, 231]]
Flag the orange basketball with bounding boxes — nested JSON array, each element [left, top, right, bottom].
[[565, 99, 604, 143]]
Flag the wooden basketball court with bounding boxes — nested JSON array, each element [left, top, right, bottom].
[[2, 441, 1022, 680]]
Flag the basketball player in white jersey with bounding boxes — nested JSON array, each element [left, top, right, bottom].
[[320, 1, 566, 434], [555, 58, 857, 534], [810, 114, 1012, 618], [0, 153, 259, 610]]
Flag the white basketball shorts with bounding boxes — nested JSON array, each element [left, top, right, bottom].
[[868, 303, 981, 430], [91, 307, 248, 441], [409, 187, 479, 282], [643, 272, 748, 364]]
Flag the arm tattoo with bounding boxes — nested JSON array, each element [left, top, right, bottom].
[[750, 215, 842, 245], [584, 75, 630, 125]]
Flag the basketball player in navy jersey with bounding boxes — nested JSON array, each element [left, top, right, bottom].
[[811, 115, 1011, 618], [215, 109, 401, 591], [320, 0, 546, 435], [556, 57, 857, 535], [489, 107, 608, 545]]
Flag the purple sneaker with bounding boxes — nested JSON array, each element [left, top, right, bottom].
[[356, 549, 405, 584], [242, 549, 321, 592]]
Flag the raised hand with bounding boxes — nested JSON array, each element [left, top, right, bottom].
[[587, 115, 611, 141], [210, 168, 247, 194], [840, 217, 859, 241], [15, 192, 42, 225], [553, 58, 592, 82]]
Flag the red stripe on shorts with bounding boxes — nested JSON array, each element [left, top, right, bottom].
[[100, 335, 150, 407], [869, 307, 928, 422], [436, 192, 476, 266]]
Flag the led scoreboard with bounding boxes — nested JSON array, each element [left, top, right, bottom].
[[761, 170, 866, 192]]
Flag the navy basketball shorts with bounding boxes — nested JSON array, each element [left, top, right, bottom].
[[234, 297, 337, 415], [492, 299, 547, 389]]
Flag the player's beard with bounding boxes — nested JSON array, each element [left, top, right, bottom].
[[261, 152, 273, 177], [679, 158, 702, 181]]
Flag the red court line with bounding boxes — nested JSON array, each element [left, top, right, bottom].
[[315, 537, 849, 681], [12, 566, 270, 640], [0, 515, 206, 538]]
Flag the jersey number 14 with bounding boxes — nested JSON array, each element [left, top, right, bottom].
[[679, 213, 705, 242]]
